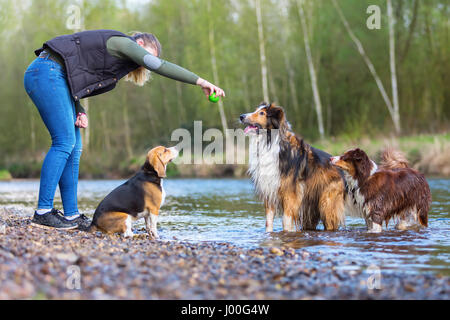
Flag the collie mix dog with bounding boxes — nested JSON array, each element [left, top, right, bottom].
[[240, 102, 346, 232], [331, 148, 431, 232]]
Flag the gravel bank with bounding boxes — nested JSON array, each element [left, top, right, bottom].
[[0, 207, 448, 300]]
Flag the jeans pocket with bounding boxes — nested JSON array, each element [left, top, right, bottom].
[[24, 69, 38, 96], [49, 65, 67, 87], [25, 67, 40, 74]]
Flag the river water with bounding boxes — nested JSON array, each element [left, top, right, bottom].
[[1, 178, 449, 276]]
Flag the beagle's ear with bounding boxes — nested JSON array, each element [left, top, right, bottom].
[[150, 152, 167, 178]]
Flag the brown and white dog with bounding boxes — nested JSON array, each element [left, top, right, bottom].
[[240, 102, 346, 232], [88, 146, 178, 238], [330, 148, 431, 232]]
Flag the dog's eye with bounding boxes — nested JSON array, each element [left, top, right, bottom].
[[259, 112, 264, 116]]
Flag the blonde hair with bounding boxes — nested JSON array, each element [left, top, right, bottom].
[[124, 32, 162, 86]]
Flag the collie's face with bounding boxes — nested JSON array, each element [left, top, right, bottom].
[[330, 148, 373, 179], [240, 102, 284, 134]]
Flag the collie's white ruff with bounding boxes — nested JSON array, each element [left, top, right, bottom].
[[248, 131, 281, 208]]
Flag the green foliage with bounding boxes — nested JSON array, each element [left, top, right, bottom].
[[0, 0, 448, 177], [7, 161, 42, 178], [0, 169, 12, 181], [166, 162, 180, 178]]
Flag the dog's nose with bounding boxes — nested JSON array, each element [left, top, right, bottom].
[[239, 114, 246, 122]]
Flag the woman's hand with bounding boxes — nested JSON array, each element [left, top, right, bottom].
[[75, 113, 88, 128], [197, 78, 226, 100]]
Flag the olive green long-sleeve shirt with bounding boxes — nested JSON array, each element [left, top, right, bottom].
[[106, 36, 199, 85], [74, 36, 199, 115]]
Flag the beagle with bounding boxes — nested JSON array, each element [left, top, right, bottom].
[[88, 146, 178, 238]]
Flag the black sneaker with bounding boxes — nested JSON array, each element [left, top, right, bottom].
[[72, 214, 92, 231], [31, 209, 78, 230]]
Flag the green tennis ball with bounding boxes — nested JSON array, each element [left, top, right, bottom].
[[209, 92, 220, 103]]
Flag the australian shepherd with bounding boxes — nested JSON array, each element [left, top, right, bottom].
[[330, 148, 431, 232], [240, 102, 346, 232]]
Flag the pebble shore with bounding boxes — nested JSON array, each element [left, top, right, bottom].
[[0, 207, 448, 300]]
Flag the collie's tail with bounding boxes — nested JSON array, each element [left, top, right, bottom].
[[380, 147, 409, 170]]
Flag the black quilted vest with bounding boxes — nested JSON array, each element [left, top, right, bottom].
[[35, 30, 140, 101]]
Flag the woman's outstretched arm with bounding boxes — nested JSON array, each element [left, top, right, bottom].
[[107, 36, 225, 98]]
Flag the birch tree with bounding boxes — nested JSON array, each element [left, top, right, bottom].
[[254, 0, 269, 102], [387, 0, 400, 134], [207, 0, 228, 133], [332, 0, 401, 134], [296, 0, 325, 139]]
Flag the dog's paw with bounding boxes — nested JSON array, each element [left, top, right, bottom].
[[149, 229, 160, 240], [123, 231, 135, 238], [366, 224, 382, 233], [146, 230, 158, 240]]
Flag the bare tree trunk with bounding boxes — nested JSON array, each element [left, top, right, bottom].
[[387, 0, 401, 134], [285, 55, 300, 113], [122, 90, 133, 158], [332, 0, 401, 134], [100, 109, 111, 153], [424, 8, 435, 55], [297, 0, 325, 139], [254, 0, 269, 102], [268, 72, 279, 103], [279, 14, 300, 113], [159, 81, 170, 124], [176, 81, 186, 123], [207, 0, 228, 133], [399, 0, 419, 64]]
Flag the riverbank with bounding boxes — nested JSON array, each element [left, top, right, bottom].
[[1, 133, 448, 180], [121, 132, 450, 178], [0, 207, 448, 300]]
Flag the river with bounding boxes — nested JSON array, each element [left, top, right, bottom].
[[0, 178, 449, 276]]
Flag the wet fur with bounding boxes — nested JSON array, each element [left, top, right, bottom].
[[242, 102, 346, 231], [332, 148, 431, 230]]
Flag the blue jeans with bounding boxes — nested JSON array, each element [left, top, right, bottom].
[[24, 55, 82, 217]]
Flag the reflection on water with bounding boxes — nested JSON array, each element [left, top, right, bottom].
[[0, 178, 449, 276]]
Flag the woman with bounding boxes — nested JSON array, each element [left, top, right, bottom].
[[24, 29, 225, 230]]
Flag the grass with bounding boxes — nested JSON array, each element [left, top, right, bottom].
[[3, 133, 449, 179], [312, 133, 450, 159], [312, 132, 450, 177], [0, 169, 12, 181]]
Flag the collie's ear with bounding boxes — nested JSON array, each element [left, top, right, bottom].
[[267, 103, 285, 129], [149, 153, 167, 178]]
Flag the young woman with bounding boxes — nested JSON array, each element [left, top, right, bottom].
[[24, 30, 225, 230]]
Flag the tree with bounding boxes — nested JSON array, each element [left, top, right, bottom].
[[296, 0, 325, 139], [387, 0, 400, 134], [207, 0, 228, 133], [254, 0, 269, 102], [332, 0, 401, 134]]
